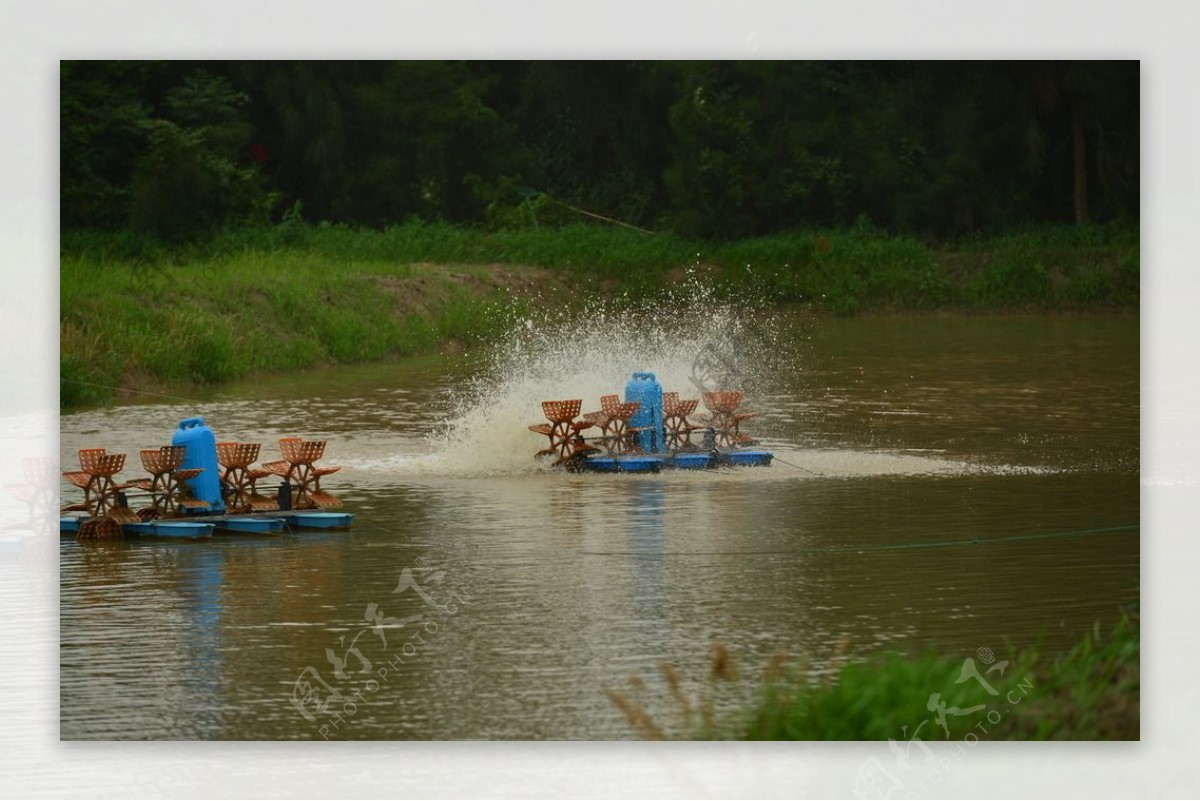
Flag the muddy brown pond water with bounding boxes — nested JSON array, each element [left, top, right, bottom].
[[59, 313, 1138, 739]]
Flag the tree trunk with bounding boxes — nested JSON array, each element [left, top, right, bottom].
[[1072, 99, 1089, 224]]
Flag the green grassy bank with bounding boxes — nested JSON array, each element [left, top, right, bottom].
[[607, 612, 1139, 741], [61, 221, 1139, 408], [60, 250, 543, 407]]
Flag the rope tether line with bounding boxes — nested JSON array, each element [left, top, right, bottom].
[[64, 378, 205, 405], [769, 453, 826, 476]]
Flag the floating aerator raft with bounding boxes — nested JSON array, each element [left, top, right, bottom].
[[528, 371, 774, 473], [61, 416, 354, 540]]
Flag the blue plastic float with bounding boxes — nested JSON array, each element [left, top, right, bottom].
[[277, 512, 355, 530]]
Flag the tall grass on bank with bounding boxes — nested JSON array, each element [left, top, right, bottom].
[[60, 221, 1138, 407], [60, 250, 525, 407], [607, 613, 1139, 741], [62, 219, 1140, 315]]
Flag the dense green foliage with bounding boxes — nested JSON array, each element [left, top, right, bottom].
[[60, 221, 1137, 407], [741, 615, 1138, 740], [60, 60, 1139, 407], [61, 61, 1138, 241], [608, 613, 1139, 741]]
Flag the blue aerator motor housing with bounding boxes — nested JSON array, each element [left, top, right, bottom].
[[624, 371, 664, 453], [171, 416, 226, 513]]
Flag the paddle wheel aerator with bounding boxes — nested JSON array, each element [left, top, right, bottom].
[[528, 371, 773, 473], [61, 416, 353, 540]]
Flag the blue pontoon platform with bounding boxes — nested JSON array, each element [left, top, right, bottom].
[[582, 449, 774, 473], [61, 511, 354, 538]]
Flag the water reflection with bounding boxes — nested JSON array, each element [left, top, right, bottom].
[[628, 480, 666, 625]]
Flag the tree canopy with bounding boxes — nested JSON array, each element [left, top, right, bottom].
[[60, 60, 1139, 241]]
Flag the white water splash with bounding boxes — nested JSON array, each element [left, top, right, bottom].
[[369, 280, 804, 477], [347, 279, 1043, 481]]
